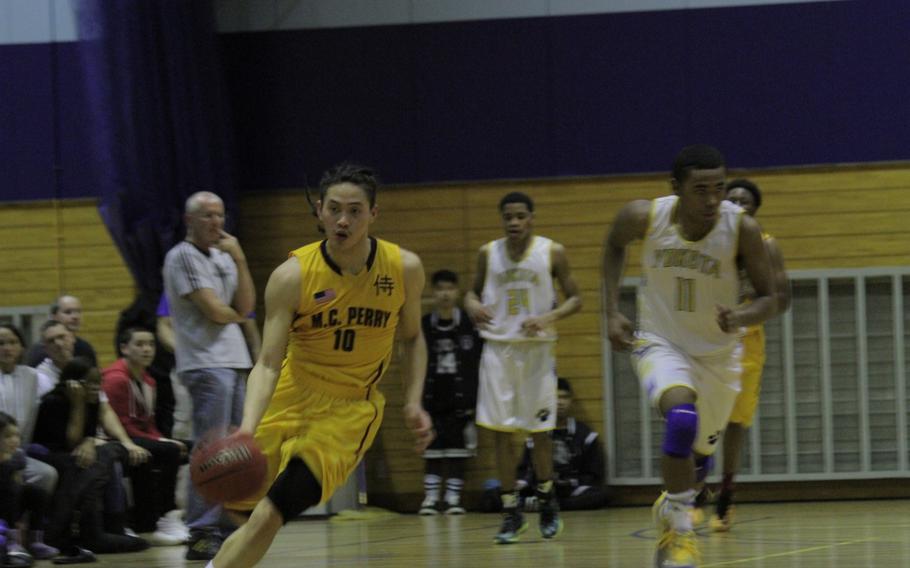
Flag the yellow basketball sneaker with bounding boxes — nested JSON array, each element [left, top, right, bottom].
[[709, 493, 734, 532], [655, 530, 700, 568], [652, 491, 671, 532], [653, 492, 700, 567]]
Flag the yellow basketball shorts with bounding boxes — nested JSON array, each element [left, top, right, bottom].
[[228, 377, 385, 511], [727, 326, 766, 427]]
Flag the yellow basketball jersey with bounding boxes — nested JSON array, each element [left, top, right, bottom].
[[739, 232, 772, 349], [285, 237, 405, 396]]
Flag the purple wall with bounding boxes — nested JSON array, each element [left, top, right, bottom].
[[220, 1, 910, 189], [0, 42, 96, 200], [2, 1, 909, 201]]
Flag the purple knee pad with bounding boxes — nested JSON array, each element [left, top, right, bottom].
[[662, 403, 698, 458], [695, 455, 714, 483]]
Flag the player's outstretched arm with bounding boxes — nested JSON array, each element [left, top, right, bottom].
[[718, 215, 777, 331], [602, 200, 650, 351], [396, 248, 433, 453], [239, 257, 300, 435]]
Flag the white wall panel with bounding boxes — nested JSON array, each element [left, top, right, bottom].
[[605, 267, 910, 485]]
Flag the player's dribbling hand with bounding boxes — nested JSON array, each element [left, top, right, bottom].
[[715, 304, 741, 333], [606, 313, 635, 352], [403, 403, 434, 454]]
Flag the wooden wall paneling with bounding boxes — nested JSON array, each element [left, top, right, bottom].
[[1, 164, 902, 510], [0, 200, 135, 367]]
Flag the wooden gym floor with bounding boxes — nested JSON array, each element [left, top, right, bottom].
[[93, 500, 910, 567]]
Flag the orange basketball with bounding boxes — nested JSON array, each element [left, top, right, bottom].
[[190, 430, 267, 503]]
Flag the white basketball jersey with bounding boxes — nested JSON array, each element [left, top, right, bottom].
[[638, 195, 743, 356], [480, 236, 557, 342]]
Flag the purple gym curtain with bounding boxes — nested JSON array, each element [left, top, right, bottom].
[[74, 0, 238, 302]]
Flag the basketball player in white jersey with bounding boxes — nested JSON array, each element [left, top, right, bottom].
[[464, 192, 582, 544], [602, 145, 777, 568]]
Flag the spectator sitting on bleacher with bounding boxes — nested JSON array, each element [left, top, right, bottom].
[[114, 295, 179, 441], [0, 411, 56, 565], [33, 319, 140, 538], [102, 327, 191, 546], [33, 357, 150, 559], [0, 323, 59, 559], [35, 320, 77, 397], [26, 295, 98, 367], [516, 378, 609, 511]]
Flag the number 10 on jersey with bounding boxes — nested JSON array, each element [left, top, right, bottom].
[[333, 328, 356, 351]]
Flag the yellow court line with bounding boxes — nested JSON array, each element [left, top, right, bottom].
[[701, 536, 882, 567]]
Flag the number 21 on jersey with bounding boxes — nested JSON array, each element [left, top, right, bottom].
[[507, 288, 530, 315]]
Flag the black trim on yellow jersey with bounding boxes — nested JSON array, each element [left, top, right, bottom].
[[355, 398, 380, 457], [319, 240, 342, 275], [365, 236, 378, 270], [319, 237, 378, 276], [365, 361, 384, 389]]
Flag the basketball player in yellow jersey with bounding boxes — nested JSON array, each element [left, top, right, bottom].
[[208, 164, 433, 568], [706, 179, 789, 532]]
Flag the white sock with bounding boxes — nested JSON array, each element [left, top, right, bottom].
[[423, 473, 442, 502], [444, 478, 464, 504], [665, 490, 696, 532], [206, 562, 215, 568]]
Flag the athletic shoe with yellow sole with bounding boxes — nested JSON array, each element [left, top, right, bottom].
[[655, 530, 700, 568], [494, 509, 528, 544], [709, 493, 735, 532], [653, 492, 700, 567]]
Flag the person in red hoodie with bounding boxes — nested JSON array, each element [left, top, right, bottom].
[[102, 327, 193, 546]]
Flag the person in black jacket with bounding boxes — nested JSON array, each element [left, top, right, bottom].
[[418, 270, 482, 515], [516, 378, 609, 511], [33, 358, 149, 560]]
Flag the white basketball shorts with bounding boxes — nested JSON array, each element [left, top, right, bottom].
[[632, 331, 742, 456], [476, 340, 557, 433]]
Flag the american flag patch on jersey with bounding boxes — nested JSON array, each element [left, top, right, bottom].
[[314, 289, 336, 304]]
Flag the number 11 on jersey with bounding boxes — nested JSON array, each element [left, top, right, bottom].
[[676, 277, 695, 312]]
